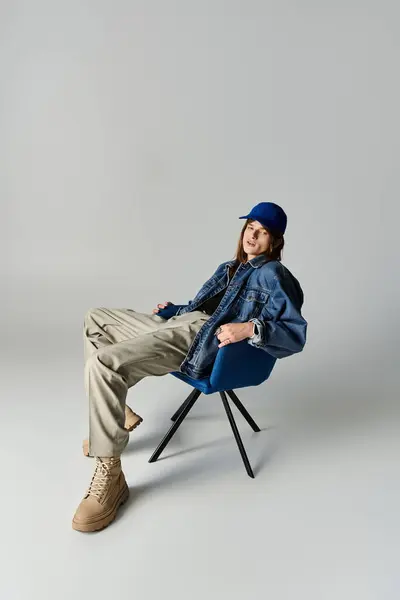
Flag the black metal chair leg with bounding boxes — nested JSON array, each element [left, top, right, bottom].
[[149, 389, 202, 463], [226, 390, 261, 432], [171, 390, 196, 422], [220, 391, 255, 478]]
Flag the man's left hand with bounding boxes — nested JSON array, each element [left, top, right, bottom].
[[216, 322, 254, 348]]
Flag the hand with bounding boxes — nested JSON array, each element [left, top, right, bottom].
[[152, 301, 173, 314], [215, 322, 254, 348]]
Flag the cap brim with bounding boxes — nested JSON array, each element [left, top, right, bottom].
[[239, 215, 250, 219]]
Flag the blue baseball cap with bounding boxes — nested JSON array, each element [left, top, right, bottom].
[[239, 202, 287, 234]]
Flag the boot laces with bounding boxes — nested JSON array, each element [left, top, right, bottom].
[[86, 458, 119, 502]]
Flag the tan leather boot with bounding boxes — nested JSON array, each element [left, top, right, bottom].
[[72, 456, 129, 532], [82, 405, 143, 457]]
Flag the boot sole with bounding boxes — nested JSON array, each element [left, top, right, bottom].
[[82, 417, 143, 457], [72, 483, 129, 533]]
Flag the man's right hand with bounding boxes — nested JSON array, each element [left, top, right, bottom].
[[152, 301, 173, 314]]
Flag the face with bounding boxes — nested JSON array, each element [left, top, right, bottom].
[[242, 220, 271, 259]]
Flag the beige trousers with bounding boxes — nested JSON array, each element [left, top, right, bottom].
[[83, 307, 210, 457]]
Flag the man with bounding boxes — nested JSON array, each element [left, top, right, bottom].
[[72, 202, 307, 532]]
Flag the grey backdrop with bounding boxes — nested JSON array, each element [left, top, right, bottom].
[[1, 2, 399, 600]]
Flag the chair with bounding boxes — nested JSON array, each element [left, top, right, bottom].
[[148, 340, 277, 478]]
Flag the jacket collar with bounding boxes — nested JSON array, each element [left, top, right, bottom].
[[226, 254, 270, 269], [248, 254, 270, 268]]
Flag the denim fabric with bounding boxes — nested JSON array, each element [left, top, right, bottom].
[[158, 254, 307, 380]]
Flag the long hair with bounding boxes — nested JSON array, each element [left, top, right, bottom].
[[229, 218, 285, 277]]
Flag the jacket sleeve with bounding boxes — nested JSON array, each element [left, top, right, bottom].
[[156, 262, 227, 319], [174, 262, 227, 316], [247, 268, 307, 358], [175, 301, 193, 316]]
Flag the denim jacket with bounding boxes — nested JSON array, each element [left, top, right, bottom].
[[159, 254, 307, 380]]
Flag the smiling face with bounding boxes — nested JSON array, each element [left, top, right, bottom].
[[242, 219, 271, 259]]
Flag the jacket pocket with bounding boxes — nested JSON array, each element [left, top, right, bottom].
[[233, 288, 269, 321]]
